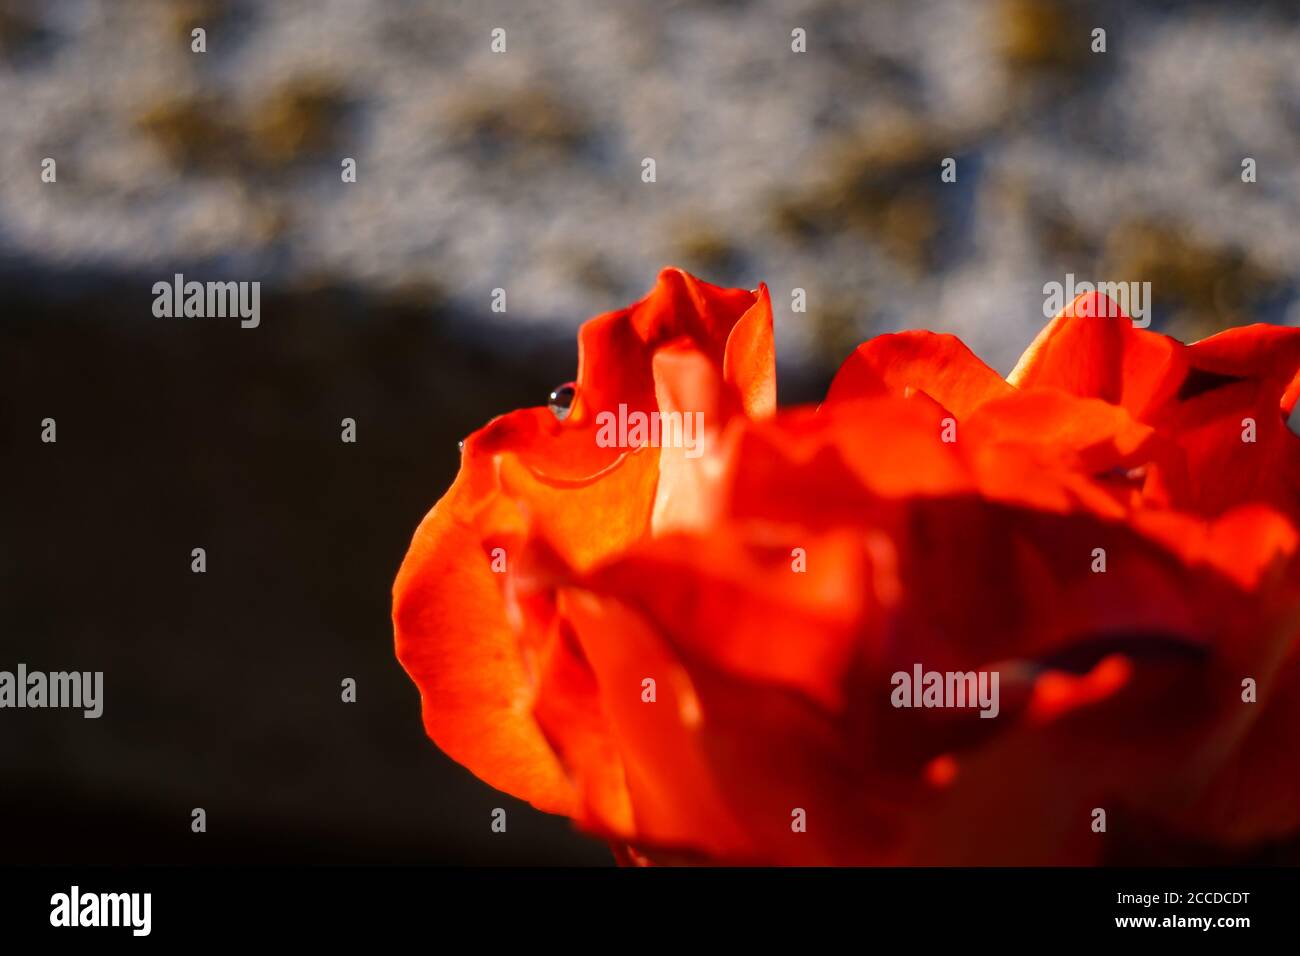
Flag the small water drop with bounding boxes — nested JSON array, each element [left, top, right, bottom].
[[548, 382, 576, 421], [457, 440, 465, 453]]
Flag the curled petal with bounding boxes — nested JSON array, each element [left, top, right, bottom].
[[1008, 292, 1185, 414], [393, 468, 575, 815], [826, 330, 1013, 418]]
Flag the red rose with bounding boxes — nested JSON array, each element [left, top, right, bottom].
[[394, 274, 1300, 863], [393, 268, 774, 815]]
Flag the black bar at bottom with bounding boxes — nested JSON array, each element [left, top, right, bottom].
[[0, 865, 1286, 942]]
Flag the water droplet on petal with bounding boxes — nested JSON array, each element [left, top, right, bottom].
[[548, 382, 576, 421], [457, 440, 465, 453], [1288, 402, 1300, 438]]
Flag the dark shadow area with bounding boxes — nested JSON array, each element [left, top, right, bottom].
[[0, 266, 625, 864]]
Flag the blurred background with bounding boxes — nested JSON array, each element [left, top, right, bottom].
[[1, 0, 1298, 864]]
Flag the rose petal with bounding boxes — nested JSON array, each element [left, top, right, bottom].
[[825, 330, 1013, 418], [393, 471, 575, 815], [1008, 292, 1185, 414]]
